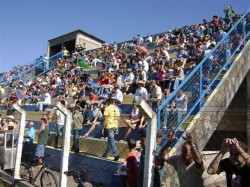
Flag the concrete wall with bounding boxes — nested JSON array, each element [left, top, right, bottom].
[[76, 34, 102, 51], [162, 40, 250, 186]]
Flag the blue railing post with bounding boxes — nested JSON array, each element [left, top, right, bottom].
[[199, 66, 202, 109], [157, 109, 161, 129], [225, 36, 229, 70], [243, 18, 246, 44]]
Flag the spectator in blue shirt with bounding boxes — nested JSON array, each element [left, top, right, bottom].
[[87, 75, 94, 89], [24, 121, 35, 143]]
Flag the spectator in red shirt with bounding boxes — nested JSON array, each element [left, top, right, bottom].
[[89, 90, 97, 101], [121, 139, 141, 187], [210, 15, 219, 32], [98, 73, 109, 85]]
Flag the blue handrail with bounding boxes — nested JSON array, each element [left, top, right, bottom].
[[157, 8, 250, 131]]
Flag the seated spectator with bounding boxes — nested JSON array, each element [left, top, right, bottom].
[[36, 90, 51, 111], [120, 103, 146, 142], [98, 87, 112, 103], [144, 33, 153, 46], [207, 138, 250, 187], [134, 81, 148, 102], [113, 85, 123, 104], [176, 46, 188, 68], [89, 90, 97, 101], [83, 103, 103, 138], [170, 63, 185, 91], [124, 69, 135, 94], [24, 121, 35, 143]]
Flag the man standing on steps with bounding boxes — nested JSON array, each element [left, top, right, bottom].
[[35, 117, 50, 165], [54, 100, 66, 149], [71, 106, 83, 153], [102, 98, 120, 161]]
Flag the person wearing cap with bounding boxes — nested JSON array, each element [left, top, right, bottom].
[[35, 118, 50, 165], [71, 106, 83, 153], [24, 121, 35, 143], [134, 81, 148, 102], [101, 98, 120, 161]]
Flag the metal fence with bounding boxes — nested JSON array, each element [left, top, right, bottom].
[[157, 9, 250, 134]]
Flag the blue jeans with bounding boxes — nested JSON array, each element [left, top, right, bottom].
[[104, 128, 118, 157], [54, 125, 64, 147], [72, 129, 81, 151]]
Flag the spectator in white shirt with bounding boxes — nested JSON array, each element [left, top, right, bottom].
[[124, 69, 135, 94], [149, 80, 162, 112], [54, 100, 66, 149], [36, 90, 51, 111], [134, 81, 148, 102], [113, 85, 123, 104], [144, 33, 153, 46], [137, 34, 144, 45]]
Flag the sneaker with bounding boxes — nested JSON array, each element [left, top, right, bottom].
[[114, 155, 120, 161], [101, 154, 108, 158]]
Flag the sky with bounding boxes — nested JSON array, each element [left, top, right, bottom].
[[0, 0, 250, 73]]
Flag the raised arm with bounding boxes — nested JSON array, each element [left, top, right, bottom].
[[207, 139, 230, 174]]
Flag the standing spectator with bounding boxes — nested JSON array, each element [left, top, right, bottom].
[[224, 5, 237, 24], [71, 106, 83, 153], [35, 118, 50, 165], [207, 138, 250, 187], [101, 98, 120, 161], [121, 139, 141, 187], [156, 132, 204, 187], [137, 132, 146, 187], [171, 90, 188, 124], [24, 121, 35, 143], [149, 80, 162, 112], [154, 131, 164, 187], [63, 47, 69, 59], [54, 100, 66, 149]]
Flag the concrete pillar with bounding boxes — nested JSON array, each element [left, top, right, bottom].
[[247, 70, 250, 151]]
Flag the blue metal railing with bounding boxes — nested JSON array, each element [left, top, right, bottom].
[[157, 9, 250, 133], [1, 52, 63, 86]]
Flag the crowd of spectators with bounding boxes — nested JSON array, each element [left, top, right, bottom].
[[0, 5, 246, 135], [0, 5, 250, 187]]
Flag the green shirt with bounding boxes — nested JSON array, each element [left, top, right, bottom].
[[73, 112, 83, 130], [37, 125, 49, 145]]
